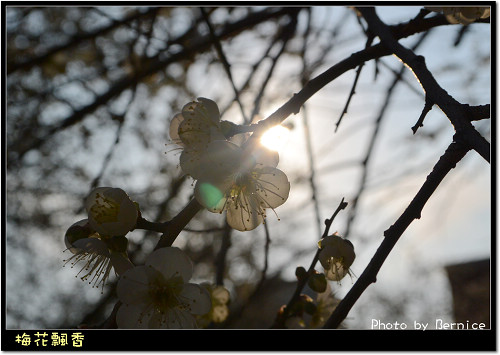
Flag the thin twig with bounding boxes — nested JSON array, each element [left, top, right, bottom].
[[215, 223, 232, 286], [200, 7, 248, 123], [301, 104, 322, 237], [249, 11, 298, 123], [411, 96, 434, 134], [272, 198, 348, 328], [251, 222, 271, 296], [298, 11, 322, 237], [344, 31, 430, 239], [335, 35, 374, 132]]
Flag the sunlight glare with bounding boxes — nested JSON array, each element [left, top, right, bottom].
[[260, 125, 290, 152]]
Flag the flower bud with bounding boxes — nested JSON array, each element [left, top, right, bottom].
[[64, 219, 95, 253], [295, 266, 307, 281], [308, 271, 327, 293]]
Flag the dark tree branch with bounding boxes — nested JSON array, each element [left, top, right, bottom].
[[324, 141, 470, 328], [412, 96, 434, 134], [154, 198, 204, 250], [249, 12, 460, 139], [357, 7, 490, 163], [465, 104, 491, 121]]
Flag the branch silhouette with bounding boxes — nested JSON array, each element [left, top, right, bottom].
[[357, 7, 490, 162], [324, 140, 470, 328]]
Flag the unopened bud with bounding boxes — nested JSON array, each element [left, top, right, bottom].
[[295, 266, 307, 281], [308, 272, 327, 293]]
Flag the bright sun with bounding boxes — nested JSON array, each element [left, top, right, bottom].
[[260, 125, 290, 152]]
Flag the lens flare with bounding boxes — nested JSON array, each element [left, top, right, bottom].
[[197, 182, 224, 209]]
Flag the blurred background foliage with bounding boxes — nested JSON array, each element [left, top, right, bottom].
[[6, 6, 491, 329]]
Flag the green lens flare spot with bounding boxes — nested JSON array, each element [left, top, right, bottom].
[[198, 183, 224, 209]]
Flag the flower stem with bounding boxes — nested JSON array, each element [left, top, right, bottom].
[[135, 217, 168, 233], [154, 198, 204, 249]]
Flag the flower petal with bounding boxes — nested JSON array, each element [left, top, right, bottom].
[[86, 187, 138, 236], [254, 167, 290, 208], [197, 97, 220, 124], [109, 251, 134, 276], [64, 219, 92, 253], [194, 179, 230, 213], [169, 112, 185, 146], [85, 187, 111, 214], [116, 266, 151, 305], [247, 144, 279, 168], [178, 116, 213, 149], [163, 308, 197, 329], [116, 303, 152, 329], [180, 283, 212, 315], [145, 247, 193, 282], [324, 260, 349, 281], [179, 149, 204, 179], [203, 140, 245, 177], [226, 201, 264, 231]]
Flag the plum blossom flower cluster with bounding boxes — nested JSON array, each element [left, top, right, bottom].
[[169, 97, 291, 231], [63, 187, 138, 291], [62, 98, 302, 329], [116, 247, 212, 328], [64, 186, 217, 328]]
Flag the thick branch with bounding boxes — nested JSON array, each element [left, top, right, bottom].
[[324, 141, 470, 328], [357, 7, 490, 163], [154, 198, 203, 250], [250, 13, 457, 137]]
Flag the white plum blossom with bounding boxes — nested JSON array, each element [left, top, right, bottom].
[[85, 187, 138, 237], [116, 247, 212, 329], [318, 234, 355, 282], [169, 97, 227, 179], [63, 219, 134, 291], [193, 140, 290, 231]]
